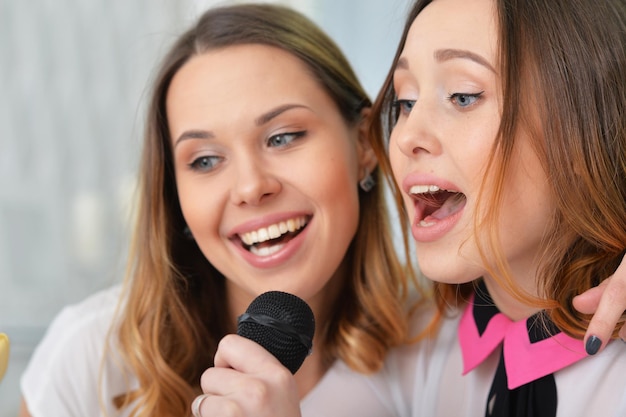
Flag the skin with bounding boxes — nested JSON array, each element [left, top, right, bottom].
[[186, 7, 625, 416], [17, 4, 625, 416], [167, 44, 376, 416], [389, 0, 553, 320], [386, 0, 626, 348], [168, 44, 374, 319], [574, 255, 626, 347]]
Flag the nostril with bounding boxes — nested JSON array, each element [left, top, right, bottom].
[[231, 173, 282, 206], [413, 146, 423, 154]]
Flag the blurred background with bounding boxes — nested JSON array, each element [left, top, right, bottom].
[[0, 0, 412, 414]]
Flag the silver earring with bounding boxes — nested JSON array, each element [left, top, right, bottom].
[[359, 172, 375, 192]]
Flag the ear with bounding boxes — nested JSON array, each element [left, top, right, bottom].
[[355, 107, 378, 181]]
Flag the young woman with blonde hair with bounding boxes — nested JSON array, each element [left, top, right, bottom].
[[19, 4, 419, 416]]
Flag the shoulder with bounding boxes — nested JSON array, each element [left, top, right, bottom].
[[43, 285, 123, 352], [376, 300, 463, 416], [20, 285, 125, 417], [35, 283, 122, 353], [56, 284, 123, 320], [403, 298, 462, 360]]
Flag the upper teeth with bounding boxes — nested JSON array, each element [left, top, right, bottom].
[[410, 185, 448, 194], [239, 216, 307, 246]]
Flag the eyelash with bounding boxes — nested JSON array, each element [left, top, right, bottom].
[[267, 130, 307, 148], [446, 91, 484, 108], [392, 91, 484, 119], [189, 155, 222, 172], [187, 130, 307, 173], [392, 99, 415, 118]]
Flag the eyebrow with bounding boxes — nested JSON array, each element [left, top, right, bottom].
[[434, 48, 496, 73], [254, 103, 309, 125], [174, 129, 214, 147], [395, 48, 496, 73], [174, 103, 309, 146]]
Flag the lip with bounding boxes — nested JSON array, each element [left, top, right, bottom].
[[401, 173, 465, 243], [228, 211, 312, 268]]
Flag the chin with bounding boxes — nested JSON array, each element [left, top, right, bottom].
[[418, 257, 482, 285]]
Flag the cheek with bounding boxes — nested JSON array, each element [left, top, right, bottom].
[[312, 149, 361, 230], [305, 136, 361, 199], [315, 161, 360, 213], [177, 177, 223, 236], [501, 154, 553, 239]]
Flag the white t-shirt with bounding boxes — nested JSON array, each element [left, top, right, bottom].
[[21, 286, 136, 417], [20, 285, 401, 417], [21, 285, 626, 417]]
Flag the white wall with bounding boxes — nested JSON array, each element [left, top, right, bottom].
[[0, 1, 412, 414]]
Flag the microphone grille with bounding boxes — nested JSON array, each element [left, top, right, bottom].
[[237, 291, 315, 374]]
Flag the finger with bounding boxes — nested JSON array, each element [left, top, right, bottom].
[[201, 335, 293, 398], [200, 366, 247, 395], [572, 279, 608, 314], [214, 334, 283, 373], [191, 392, 241, 417], [198, 354, 298, 417], [191, 394, 210, 417], [582, 266, 626, 354]]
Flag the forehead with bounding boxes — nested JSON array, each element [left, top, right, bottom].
[[404, 0, 498, 60], [172, 43, 315, 93], [165, 43, 331, 118]]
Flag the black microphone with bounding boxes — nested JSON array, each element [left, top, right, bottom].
[[237, 291, 315, 374]]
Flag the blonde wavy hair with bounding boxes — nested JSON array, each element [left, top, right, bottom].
[[373, 0, 626, 338], [104, 3, 420, 416]]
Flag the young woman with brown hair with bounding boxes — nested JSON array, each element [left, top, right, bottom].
[[379, 0, 626, 414]]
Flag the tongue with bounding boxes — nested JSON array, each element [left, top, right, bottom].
[[427, 193, 466, 220]]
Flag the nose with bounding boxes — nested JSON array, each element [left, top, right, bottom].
[[229, 157, 281, 206], [391, 98, 442, 157]]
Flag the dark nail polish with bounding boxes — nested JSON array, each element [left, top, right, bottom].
[[585, 335, 602, 355]]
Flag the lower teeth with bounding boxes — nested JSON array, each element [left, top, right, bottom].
[[250, 243, 285, 257]]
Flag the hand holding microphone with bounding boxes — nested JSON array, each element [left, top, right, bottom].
[[192, 291, 315, 417]]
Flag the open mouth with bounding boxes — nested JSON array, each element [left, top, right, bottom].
[[410, 185, 466, 226], [238, 215, 309, 257]]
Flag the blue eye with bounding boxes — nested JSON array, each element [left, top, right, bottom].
[[392, 99, 416, 116], [267, 131, 306, 148], [447, 91, 484, 108], [189, 155, 222, 172]]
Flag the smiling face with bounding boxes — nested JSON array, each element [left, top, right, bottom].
[[389, 0, 554, 316], [167, 44, 371, 313]]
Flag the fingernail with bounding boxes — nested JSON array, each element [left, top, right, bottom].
[[585, 335, 602, 355]]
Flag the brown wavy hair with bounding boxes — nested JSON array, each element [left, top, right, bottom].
[[105, 3, 419, 416], [372, 0, 626, 337]]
